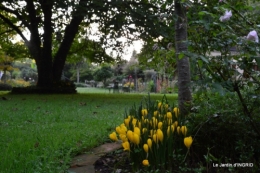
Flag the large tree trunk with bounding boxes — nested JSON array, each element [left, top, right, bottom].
[[36, 54, 53, 87], [175, 1, 192, 116], [31, 0, 85, 88]]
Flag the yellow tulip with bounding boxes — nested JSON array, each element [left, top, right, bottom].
[[167, 118, 172, 126], [138, 122, 141, 130], [116, 126, 123, 134], [119, 134, 128, 142], [153, 134, 158, 143], [166, 112, 172, 119], [158, 122, 163, 129], [133, 133, 140, 145], [142, 128, 147, 134], [127, 130, 134, 142], [173, 107, 179, 118], [109, 132, 118, 141], [142, 109, 148, 116], [150, 129, 154, 137], [164, 104, 169, 110], [174, 121, 178, 128], [154, 111, 158, 117], [157, 129, 164, 142], [132, 118, 137, 127], [143, 144, 149, 153], [152, 117, 158, 128], [184, 136, 193, 149], [144, 119, 149, 125], [158, 102, 162, 109], [142, 159, 149, 166], [177, 126, 181, 134], [120, 124, 127, 132], [134, 127, 140, 136], [124, 118, 130, 127], [147, 138, 152, 149], [122, 141, 130, 151], [181, 126, 187, 136], [171, 124, 175, 132]]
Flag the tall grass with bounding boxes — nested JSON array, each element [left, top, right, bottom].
[[0, 90, 177, 173]]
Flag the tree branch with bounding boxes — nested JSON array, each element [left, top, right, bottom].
[[0, 13, 29, 44]]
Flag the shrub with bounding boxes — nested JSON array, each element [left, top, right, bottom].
[[189, 92, 260, 172], [74, 82, 88, 87], [11, 80, 76, 94], [0, 82, 12, 91], [123, 82, 134, 88], [6, 79, 31, 87]]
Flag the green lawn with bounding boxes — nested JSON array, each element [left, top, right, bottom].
[[0, 88, 177, 173]]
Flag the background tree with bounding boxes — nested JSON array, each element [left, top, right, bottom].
[[93, 64, 113, 87], [65, 37, 113, 83], [0, 0, 170, 91], [0, 52, 15, 83]]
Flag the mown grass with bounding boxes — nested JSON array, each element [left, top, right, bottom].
[[0, 88, 177, 173]]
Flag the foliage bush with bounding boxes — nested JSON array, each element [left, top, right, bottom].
[[6, 79, 31, 87], [0, 82, 12, 91], [123, 82, 134, 88], [74, 82, 89, 87], [188, 91, 260, 172], [184, 1, 260, 171], [11, 80, 76, 94]]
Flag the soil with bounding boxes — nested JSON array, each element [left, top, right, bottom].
[[94, 149, 132, 173]]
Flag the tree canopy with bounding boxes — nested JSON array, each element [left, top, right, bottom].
[[0, 0, 173, 89]]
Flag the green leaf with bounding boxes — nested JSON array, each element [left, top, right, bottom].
[[247, 82, 253, 87], [178, 53, 185, 59], [253, 56, 260, 68], [197, 59, 203, 68], [199, 55, 209, 64], [212, 83, 225, 95]]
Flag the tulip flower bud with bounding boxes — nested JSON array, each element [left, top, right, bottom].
[[127, 130, 134, 143], [177, 126, 181, 134], [173, 108, 179, 118], [143, 144, 149, 153], [109, 132, 118, 141], [124, 118, 130, 127], [164, 104, 169, 110], [153, 134, 158, 143], [171, 124, 175, 132], [181, 126, 187, 136], [184, 136, 193, 149], [158, 122, 163, 129], [158, 102, 162, 109], [122, 141, 130, 151], [142, 159, 149, 166], [147, 138, 152, 149], [157, 129, 164, 142], [166, 112, 172, 119], [134, 127, 140, 136], [142, 128, 147, 134], [119, 134, 128, 142], [141, 109, 148, 116], [133, 133, 140, 145], [174, 121, 178, 128], [132, 118, 137, 127]]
